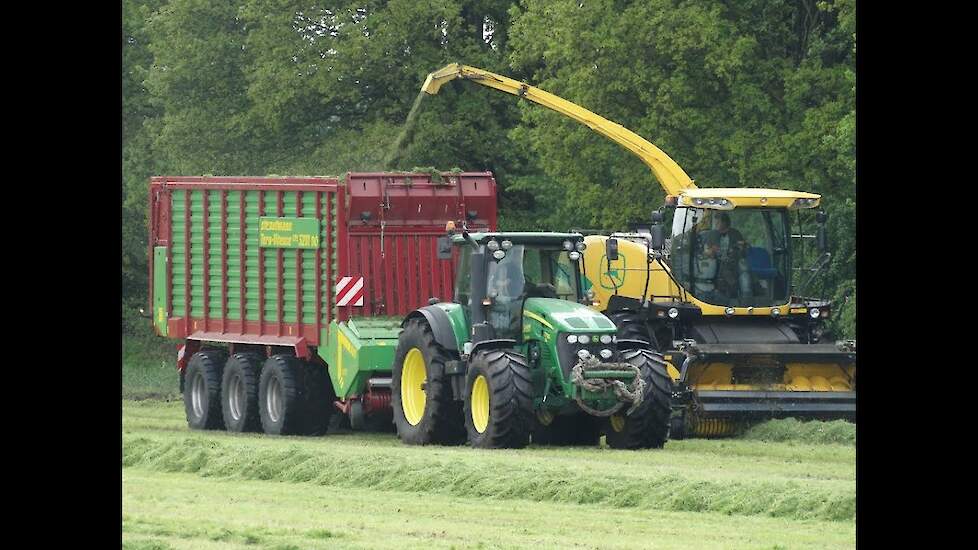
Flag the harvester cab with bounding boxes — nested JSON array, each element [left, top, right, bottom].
[[391, 226, 673, 449]]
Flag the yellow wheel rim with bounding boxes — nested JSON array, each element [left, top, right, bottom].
[[401, 348, 427, 426], [610, 414, 625, 433], [471, 374, 490, 433]]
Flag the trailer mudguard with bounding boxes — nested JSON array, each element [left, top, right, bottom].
[[404, 304, 468, 352]]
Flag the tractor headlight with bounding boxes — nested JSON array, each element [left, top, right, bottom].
[[566, 334, 579, 344], [500, 240, 513, 250], [771, 307, 781, 317], [724, 307, 735, 316], [586, 289, 595, 301], [599, 334, 613, 345], [668, 307, 680, 319], [600, 349, 613, 360], [575, 241, 587, 252], [486, 240, 500, 251], [563, 240, 574, 251], [577, 349, 591, 360], [578, 334, 591, 345], [809, 308, 821, 319], [568, 251, 581, 261], [492, 250, 506, 260]]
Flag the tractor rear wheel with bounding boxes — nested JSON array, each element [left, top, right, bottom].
[[464, 350, 534, 449], [184, 349, 228, 430], [604, 348, 672, 449], [391, 319, 465, 445], [221, 352, 263, 432]]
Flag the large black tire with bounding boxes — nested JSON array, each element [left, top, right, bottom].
[[464, 350, 534, 449], [258, 354, 304, 435], [391, 319, 466, 445], [184, 349, 228, 430], [299, 359, 335, 436], [532, 412, 602, 446], [604, 348, 672, 449], [607, 310, 657, 348], [221, 353, 264, 433]]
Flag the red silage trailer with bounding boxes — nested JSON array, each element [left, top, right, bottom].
[[148, 171, 497, 433]]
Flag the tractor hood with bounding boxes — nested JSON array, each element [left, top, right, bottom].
[[522, 298, 617, 334]]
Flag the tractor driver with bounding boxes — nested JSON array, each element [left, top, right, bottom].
[[487, 257, 525, 338]]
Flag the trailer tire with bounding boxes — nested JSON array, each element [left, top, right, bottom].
[[298, 360, 334, 436], [392, 319, 466, 445], [184, 349, 228, 430], [464, 350, 534, 449], [258, 355, 307, 436], [604, 348, 672, 449], [221, 353, 263, 432], [607, 310, 656, 347]]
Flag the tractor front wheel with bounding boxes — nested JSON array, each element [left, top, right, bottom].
[[604, 348, 672, 449], [464, 350, 534, 449]]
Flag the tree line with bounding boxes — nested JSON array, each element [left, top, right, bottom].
[[123, 0, 855, 337]]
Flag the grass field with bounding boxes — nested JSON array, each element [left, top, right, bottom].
[[122, 400, 856, 549]]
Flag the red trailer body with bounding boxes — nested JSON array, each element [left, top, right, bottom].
[[148, 172, 497, 365]]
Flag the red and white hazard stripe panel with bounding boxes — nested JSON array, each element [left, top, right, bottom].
[[335, 276, 365, 307]]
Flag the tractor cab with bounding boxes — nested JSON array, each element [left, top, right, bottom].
[[445, 231, 592, 343]]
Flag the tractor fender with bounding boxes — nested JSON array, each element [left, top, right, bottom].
[[403, 305, 466, 352]]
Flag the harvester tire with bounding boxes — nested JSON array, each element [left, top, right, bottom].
[[604, 348, 672, 449], [184, 349, 228, 431], [607, 310, 656, 347], [221, 353, 263, 432], [464, 350, 534, 449], [391, 319, 466, 445], [258, 354, 308, 436]]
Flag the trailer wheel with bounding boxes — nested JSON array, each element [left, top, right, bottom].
[[391, 319, 465, 445], [604, 348, 672, 449], [258, 355, 307, 435], [464, 350, 534, 449], [607, 310, 656, 347], [298, 360, 334, 436], [184, 349, 228, 430], [221, 353, 263, 432]]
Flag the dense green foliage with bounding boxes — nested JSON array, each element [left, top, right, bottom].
[[123, 0, 855, 337]]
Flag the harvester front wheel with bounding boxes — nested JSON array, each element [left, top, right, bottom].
[[607, 310, 656, 347], [184, 349, 228, 430], [604, 348, 672, 449], [221, 352, 263, 432], [464, 350, 534, 449], [391, 319, 465, 445]]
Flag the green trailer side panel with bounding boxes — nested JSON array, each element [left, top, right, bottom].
[[319, 319, 402, 399], [154, 246, 168, 336]]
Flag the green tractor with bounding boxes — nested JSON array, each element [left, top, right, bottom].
[[391, 226, 673, 449]]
